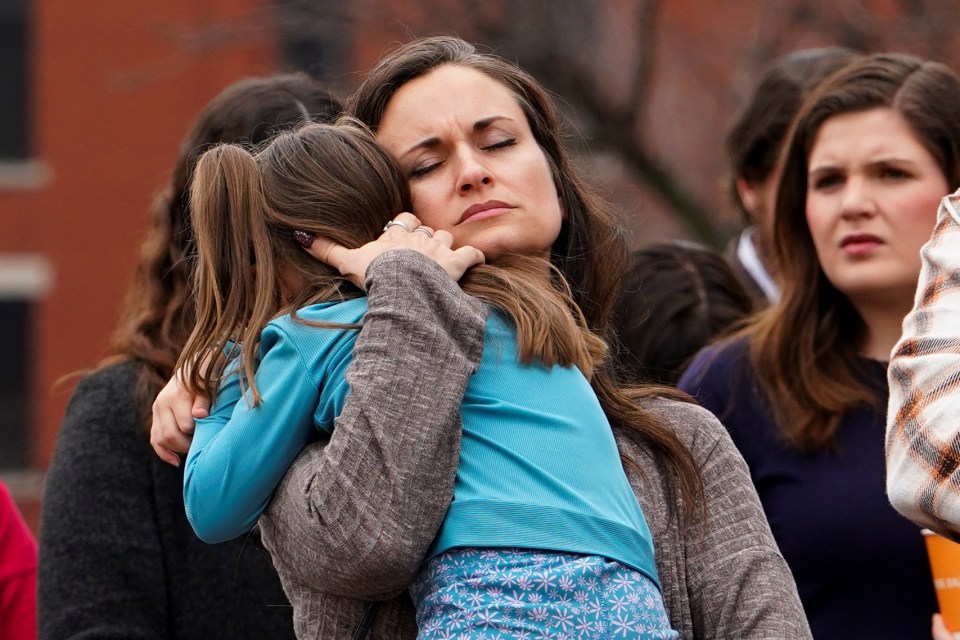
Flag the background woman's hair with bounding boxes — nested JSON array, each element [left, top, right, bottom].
[[96, 73, 342, 425], [612, 242, 754, 386], [347, 35, 705, 523], [748, 52, 960, 450], [725, 47, 860, 222]]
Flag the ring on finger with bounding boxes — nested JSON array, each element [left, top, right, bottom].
[[383, 220, 411, 232], [413, 226, 434, 238]]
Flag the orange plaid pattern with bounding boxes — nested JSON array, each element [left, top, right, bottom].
[[887, 189, 960, 540]]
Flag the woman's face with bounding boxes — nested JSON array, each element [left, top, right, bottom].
[[376, 65, 563, 260], [805, 107, 947, 309]]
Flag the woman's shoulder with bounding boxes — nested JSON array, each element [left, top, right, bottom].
[[683, 336, 751, 379], [64, 360, 143, 420], [677, 335, 758, 408], [622, 395, 729, 457]]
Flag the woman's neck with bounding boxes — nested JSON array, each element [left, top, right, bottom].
[[854, 297, 913, 362]]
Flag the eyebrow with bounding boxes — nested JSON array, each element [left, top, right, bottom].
[[808, 157, 920, 175], [398, 116, 514, 157]]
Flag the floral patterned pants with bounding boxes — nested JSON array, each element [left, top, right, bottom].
[[411, 547, 678, 639]]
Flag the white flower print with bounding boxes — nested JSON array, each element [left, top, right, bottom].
[[528, 606, 548, 622], [414, 548, 678, 640]]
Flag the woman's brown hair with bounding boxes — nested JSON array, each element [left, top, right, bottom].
[[96, 74, 341, 425], [749, 53, 960, 451], [347, 36, 704, 522], [725, 47, 860, 224], [181, 121, 606, 410]]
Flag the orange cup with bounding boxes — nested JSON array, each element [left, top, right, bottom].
[[924, 529, 960, 637]]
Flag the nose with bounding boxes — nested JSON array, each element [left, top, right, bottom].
[[838, 177, 876, 221], [455, 145, 493, 193]]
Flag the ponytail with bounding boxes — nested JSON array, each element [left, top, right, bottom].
[[177, 144, 280, 405]]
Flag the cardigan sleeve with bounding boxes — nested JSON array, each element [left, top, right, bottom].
[[258, 249, 486, 600], [887, 189, 960, 540], [621, 399, 811, 640]]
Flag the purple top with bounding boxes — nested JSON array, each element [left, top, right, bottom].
[[679, 338, 936, 640]]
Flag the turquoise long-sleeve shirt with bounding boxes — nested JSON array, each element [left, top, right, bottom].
[[184, 298, 659, 586]]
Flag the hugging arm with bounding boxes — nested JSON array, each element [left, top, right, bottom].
[[887, 190, 960, 539], [259, 249, 487, 599]]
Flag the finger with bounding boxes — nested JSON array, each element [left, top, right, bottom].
[[432, 229, 454, 247], [154, 418, 193, 453], [149, 414, 191, 465], [443, 246, 485, 280], [933, 614, 953, 639], [152, 444, 182, 467], [306, 235, 348, 267], [383, 212, 420, 234], [412, 225, 435, 238], [171, 400, 198, 437], [454, 245, 485, 267], [191, 395, 211, 422], [151, 398, 195, 451]]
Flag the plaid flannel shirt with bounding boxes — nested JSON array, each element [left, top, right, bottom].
[[887, 188, 960, 541]]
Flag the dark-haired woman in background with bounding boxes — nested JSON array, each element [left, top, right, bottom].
[[611, 242, 753, 386], [724, 47, 859, 306], [38, 74, 341, 639]]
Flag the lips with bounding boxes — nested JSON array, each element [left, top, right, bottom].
[[458, 200, 513, 224], [840, 232, 883, 256]]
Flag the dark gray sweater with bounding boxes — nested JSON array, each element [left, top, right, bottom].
[[38, 360, 295, 639]]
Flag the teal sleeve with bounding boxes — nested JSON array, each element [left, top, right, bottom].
[[183, 326, 350, 544]]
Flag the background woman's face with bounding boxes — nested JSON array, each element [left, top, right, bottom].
[[804, 107, 947, 309], [375, 64, 563, 261]]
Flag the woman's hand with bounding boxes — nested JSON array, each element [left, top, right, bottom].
[[933, 613, 955, 640], [302, 212, 484, 288], [150, 372, 211, 466]]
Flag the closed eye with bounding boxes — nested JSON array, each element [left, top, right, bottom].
[[482, 138, 516, 151], [409, 161, 442, 179]]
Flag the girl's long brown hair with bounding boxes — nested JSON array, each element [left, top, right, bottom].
[[91, 74, 341, 425], [747, 53, 960, 451], [181, 122, 607, 414], [348, 36, 704, 523]]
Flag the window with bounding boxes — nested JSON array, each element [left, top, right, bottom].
[[0, 0, 29, 160], [0, 255, 52, 470]]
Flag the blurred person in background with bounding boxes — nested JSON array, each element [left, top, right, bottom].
[[0, 481, 36, 640], [725, 47, 860, 306], [37, 74, 341, 639], [610, 241, 753, 386], [680, 53, 960, 639]]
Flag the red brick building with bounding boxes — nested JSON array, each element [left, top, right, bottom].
[[0, 0, 277, 529]]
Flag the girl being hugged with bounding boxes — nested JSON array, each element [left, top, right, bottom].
[[180, 119, 678, 639]]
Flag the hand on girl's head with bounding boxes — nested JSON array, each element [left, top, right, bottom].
[[303, 211, 484, 288]]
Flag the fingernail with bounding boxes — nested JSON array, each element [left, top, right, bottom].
[[293, 230, 314, 248]]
